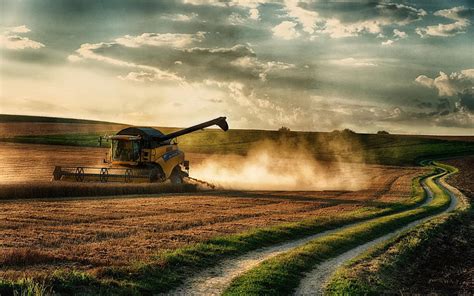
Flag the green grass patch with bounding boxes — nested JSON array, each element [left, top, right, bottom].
[[0, 278, 52, 296], [222, 164, 453, 295], [1, 133, 115, 147]]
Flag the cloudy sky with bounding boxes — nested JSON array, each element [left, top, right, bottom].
[[0, 0, 473, 134]]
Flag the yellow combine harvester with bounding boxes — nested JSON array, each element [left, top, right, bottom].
[[52, 117, 228, 184]]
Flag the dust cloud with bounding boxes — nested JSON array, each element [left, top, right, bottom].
[[191, 137, 369, 191]]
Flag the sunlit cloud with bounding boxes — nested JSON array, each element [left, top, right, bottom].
[[302, 2, 426, 39], [115, 32, 205, 48], [69, 42, 183, 82], [161, 13, 198, 22], [249, 8, 260, 20], [272, 21, 300, 40], [330, 58, 378, 67], [1, 0, 473, 134], [415, 69, 474, 97], [6, 25, 31, 34], [284, 0, 320, 34], [416, 6, 471, 37], [393, 29, 407, 39], [381, 39, 394, 46], [0, 25, 44, 50], [183, 0, 263, 8]]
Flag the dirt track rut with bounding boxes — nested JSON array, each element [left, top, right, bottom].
[[169, 220, 374, 295], [294, 169, 461, 295]]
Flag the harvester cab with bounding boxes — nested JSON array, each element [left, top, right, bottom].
[[53, 117, 228, 184]]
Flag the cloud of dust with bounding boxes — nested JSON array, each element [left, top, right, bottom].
[[191, 135, 369, 191]]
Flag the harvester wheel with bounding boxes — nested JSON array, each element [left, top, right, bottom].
[[75, 167, 85, 182], [149, 169, 159, 182], [125, 169, 132, 183], [170, 166, 184, 185], [100, 168, 109, 183]]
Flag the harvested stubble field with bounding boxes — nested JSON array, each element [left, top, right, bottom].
[[0, 142, 206, 186], [445, 157, 474, 198], [0, 160, 424, 280], [0, 143, 108, 184]]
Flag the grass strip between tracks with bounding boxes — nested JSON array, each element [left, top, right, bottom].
[[222, 163, 453, 296], [325, 162, 471, 295], [0, 170, 433, 295]]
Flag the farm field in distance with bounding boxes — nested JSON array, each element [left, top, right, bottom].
[[2, 115, 474, 167]]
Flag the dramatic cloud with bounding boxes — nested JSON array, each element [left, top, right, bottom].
[[177, 43, 301, 88], [2, 0, 473, 133], [68, 34, 299, 122], [330, 57, 378, 67], [249, 8, 260, 20], [161, 13, 198, 22], [272, 21, 300, 40], [381, 39, 394, 46], [458, 92, 474, 112], [416, 6, 471, 37], [0, 25, 44, 50], [231, 56, 295, 81], [312, 2, 426, 39], [67, 32, 210, 83], [6, 25, 31, 34], [118, 71, 170, 82], [183, 0, 264, 8], [69, 42, 183, 82], [393, 29, 407, 39], [414, 69, 474, 127], [415, 69, 474, 96], [284, 0, 320, 34], [381, 29, 408, 45], [114, 32, 205, 48]]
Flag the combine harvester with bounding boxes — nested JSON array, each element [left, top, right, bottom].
[[52, 117, 228, 185]]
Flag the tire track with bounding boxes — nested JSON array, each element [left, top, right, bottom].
[[167, 171, 439, 295], [294, 166, 461, 295]]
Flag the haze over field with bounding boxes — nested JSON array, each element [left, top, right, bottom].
[[1, 0, 473, 134], [193, 138, 369, 190]]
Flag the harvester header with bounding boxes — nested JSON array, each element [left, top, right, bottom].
[[53, 117, 228, 184]]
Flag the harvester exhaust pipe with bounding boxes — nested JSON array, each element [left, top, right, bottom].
[[156, 117, 228, 142]]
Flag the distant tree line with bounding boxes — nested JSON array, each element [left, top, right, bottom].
[[277, 126, 390, 136], [278, 126, 291, 133]]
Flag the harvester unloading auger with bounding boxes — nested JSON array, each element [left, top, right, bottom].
[[52, 117, 228, 186]]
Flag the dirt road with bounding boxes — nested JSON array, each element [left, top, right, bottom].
[[294, 172, 462, 295], [169, 163, 462, 295]]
